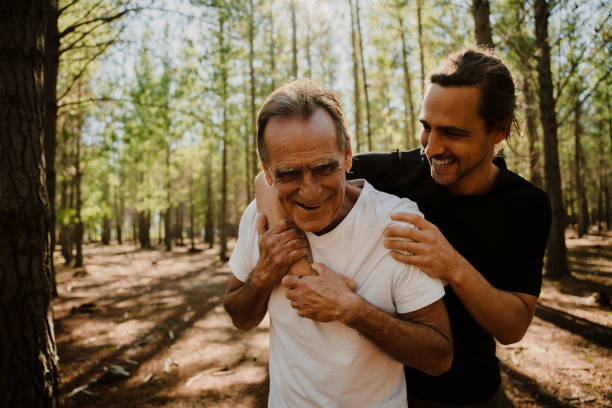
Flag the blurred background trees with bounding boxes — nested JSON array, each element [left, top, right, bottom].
[[47, 0, 611, 270]]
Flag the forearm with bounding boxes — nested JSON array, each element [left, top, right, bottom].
[[342, 296, 453, 375], [450, 260, 536, 344], [224, 276, 273, 331]]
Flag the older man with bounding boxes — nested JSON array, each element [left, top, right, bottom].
[[224, 79, 452, 408]]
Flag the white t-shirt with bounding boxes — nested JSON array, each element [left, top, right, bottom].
[[229, 180, 445, 408]]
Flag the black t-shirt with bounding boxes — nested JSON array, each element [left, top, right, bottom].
[[348, 149, 551, 404]]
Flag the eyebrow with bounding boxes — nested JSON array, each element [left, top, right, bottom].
[[274, 158, 340, 178], [419, 119, 470, 136]]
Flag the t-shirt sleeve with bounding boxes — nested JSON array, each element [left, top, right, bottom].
[[228, 201, 260, 282], [387, 197, 445, 313], [393, 265, 445, 314], [501, 192, 551, 296]]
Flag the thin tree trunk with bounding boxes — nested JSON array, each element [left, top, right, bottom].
[[73, 128, 83, 268], [355, 0, 372, 150], [59, 179, 72, 264], [189, 176, 196, 251], [535, 0, 569, 278], [44, 0, 59, 298], [305, 8, 312, 79], [573, 98, 589, 236], [219, 15, 229, 261], [523, 72, 543, 187], [0, 2, 61, 403], [290, 0, 297, 78], [164, 142, 172, 251], [416, 0, 425, 95], [205, 160, 215, 248], [349, 0, 362, 152], [399, 15, 416, 149], [248, 0, 257, 200], [472, 0, 494, 48], [102, 216, 111, 244], [176, 202, 184, 246], [269, 12, 276, 91]]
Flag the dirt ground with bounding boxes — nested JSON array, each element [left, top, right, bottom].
[[54, 231, 611, 407]]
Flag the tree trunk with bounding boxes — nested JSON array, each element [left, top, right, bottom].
[[0, 2, 61, 404], [219, 15, 229, 261], [349, 0, 362, 152], [416, 0, 426, 95], [523, 72, 543, 187], [472, 0, 494, 48], [59, 179, 73, 264], [189, 177, 196, 251], [399, 15, 416, 149], [205, 160, 215, 248], [44, 0, 59, 298], [176, 202, 184, 246], [101, 215, 111, 245], [290, 0, 297, 78], [573, 98, 589, 236], [355, 0, 372, 151], [248, 0, 257, 201], [138, 210, 150, 249], [115, 193, 123, 245], [73, 130, 83, 268], [305, 8, 312, 78], [164, 207, 172, 251], [535, 0, 569, 278], [268, 11, 276, 91]]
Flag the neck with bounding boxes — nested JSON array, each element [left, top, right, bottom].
[[314, 183, 362, 235], [447, 161, 500, 196]]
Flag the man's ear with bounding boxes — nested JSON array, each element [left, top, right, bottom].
[[344, 144, 353, 172], [261, 161, 273, 186]]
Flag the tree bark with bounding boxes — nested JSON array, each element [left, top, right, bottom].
[[573, 98, 589, 236], [355, 0, 372, 151], [416, 0, 426, 95], [205, 160, 215, 248], [522, 72, 543, 187], [248, 0, 257, 201], [472, 0, 494, 48], [348, 0, 362, 152], [219, 14, 229, 261], [535, 0, 569, 278], [59, 179, 72, 264], [73, 127, 83, 267], [0, 1, 61, 405], [290, 0, 297, 78], [44, 0, 59, 297], [102, 215, 111, 244], [399, 15, 416, 149]]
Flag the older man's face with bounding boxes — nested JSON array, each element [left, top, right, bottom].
[[262, 108, 352, 234]]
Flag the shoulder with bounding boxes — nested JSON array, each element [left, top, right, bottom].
[[237, 200, 258, 232], [499, 167, 550, 215], [360, 181, 422, 219]]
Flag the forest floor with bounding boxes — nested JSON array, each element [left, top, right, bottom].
[[54, 231, 612, 408]]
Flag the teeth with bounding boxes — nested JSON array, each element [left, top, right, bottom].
[[432, 158, 454, 167]]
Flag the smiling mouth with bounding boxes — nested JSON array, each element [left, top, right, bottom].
[[296, 197, 329, 211], [430, 156, 456, 168]]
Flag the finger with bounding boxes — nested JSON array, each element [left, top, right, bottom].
[[390, 212, 432, 230], [389, 251, 429, 268], [384, 223, 430, 244], [269, 218, 300, 234], [282, 274, 300, 288], [256, 213, 268, 237], [340, 275, 357, 291], [310, 263, 328, 275], [287, 248, 309, 264], [384, 239, 423, 255], [276, 227, 307, 243]]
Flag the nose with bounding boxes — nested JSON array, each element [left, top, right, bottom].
[[299, 171, 322, 201], [422, 129, 444, 158]]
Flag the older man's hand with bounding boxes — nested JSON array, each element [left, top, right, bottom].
[[251, 213, 309, 289], [282, 263, 358, 323]]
